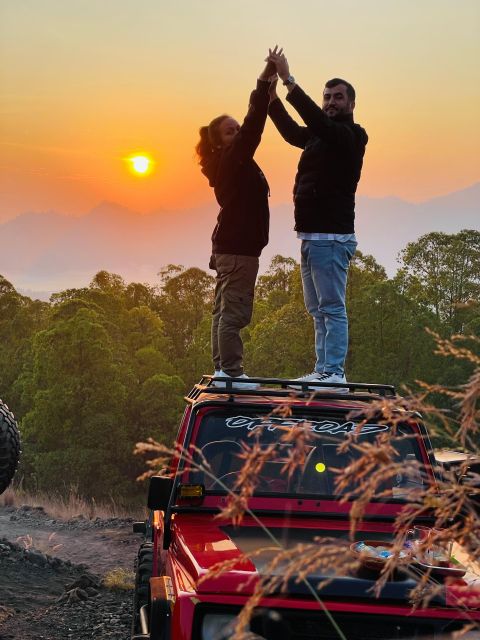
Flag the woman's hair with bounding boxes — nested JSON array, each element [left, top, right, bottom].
[[195, 114, 230, 165]]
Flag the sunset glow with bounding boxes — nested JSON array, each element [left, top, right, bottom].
[[128, 155, 153, 176], [0, 0, 478, 220]]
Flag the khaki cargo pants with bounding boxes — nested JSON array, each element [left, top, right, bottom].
[[211, 254, 259, 377]]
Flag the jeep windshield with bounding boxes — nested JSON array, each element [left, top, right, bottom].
[[184, 407, 429, 500]]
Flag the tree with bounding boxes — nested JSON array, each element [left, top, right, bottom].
[[256, 255, 297, 310], [20, 306, 132, 498], [345, 251, 388, 377], [0, 276, 49, 408], [347, 251, 387, 295], [247, 302, 313, 377], [182, 314, 214, 387], [398, 230, 480, 334], [124, 306, 172, 354], [155, 266, 215, 359], [347, 278, 440, 388], [246, 266, 313, 377], [132, 374, 185, 444], [125, 281, 157, 309], [0, 275, 17, 296], [90, 270, 126, 294], [14, 273, 191, 500]]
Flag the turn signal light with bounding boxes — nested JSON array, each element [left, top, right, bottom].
[[178, 484, 205, 499]]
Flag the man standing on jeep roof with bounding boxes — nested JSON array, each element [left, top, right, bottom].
[[267, 49, 367, 390]]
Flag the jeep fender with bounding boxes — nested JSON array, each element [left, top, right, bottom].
[[149, 576, 174, 640]]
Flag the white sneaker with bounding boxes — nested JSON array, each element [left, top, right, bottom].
[[289, 371, 349, 393], [288, 371, 322, 389], [212, 370, 260, 390]]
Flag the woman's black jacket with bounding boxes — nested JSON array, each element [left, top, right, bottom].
[[202, 79, 270, 257]]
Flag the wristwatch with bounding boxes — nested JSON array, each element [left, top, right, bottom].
[[283, 75, 295, 86]]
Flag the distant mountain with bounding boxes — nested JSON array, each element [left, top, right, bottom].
[[0, 211, 76, 272], [1, 183, 478, 297], [355, 182, 480, 273]]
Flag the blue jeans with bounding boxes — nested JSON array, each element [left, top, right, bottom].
[[300, 239, 357, 375]]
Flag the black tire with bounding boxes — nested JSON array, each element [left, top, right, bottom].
[[132, 543, 153, 638], [0, 400, 20, 495]]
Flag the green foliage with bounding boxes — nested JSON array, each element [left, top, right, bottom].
[[0, 229, 478, 503], [155, 265, 215, 360], [0, 277, 49, 407], [90, 270, 126, 294], [9, 273, 182, 500], [20, 305, 132, 497], [181, 315, 213, 387], [256, 255, 297, 311], [132, 374, 185, 443], [31, 448, 132, 499], [133, 346, 175, 383], [399, 229, 480, 333], [246, 300, 313, 377], [246, 264, 313, 377], [124, 306, 171, 354], [348, 279, 439, 387], [344, 252, 439, 386]]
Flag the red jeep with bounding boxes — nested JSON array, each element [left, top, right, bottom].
[[131, 376, 480, 640]]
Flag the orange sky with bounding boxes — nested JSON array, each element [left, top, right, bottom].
[[1, 0, 479, 222]]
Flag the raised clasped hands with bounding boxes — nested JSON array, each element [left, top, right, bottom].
[[265, 46, 289, 82], [259, 45, 282, 82]]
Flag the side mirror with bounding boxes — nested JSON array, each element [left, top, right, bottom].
[[434, 450, 472, 483], [434, 452, 480, 520], [148, 475, 174, 511]]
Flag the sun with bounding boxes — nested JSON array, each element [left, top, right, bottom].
[[127, 154, 154, 176]]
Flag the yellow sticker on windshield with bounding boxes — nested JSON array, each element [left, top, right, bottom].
[[315, 462, 326, 473]]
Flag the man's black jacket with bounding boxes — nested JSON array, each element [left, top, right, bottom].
[[269, 85, 368, 233]]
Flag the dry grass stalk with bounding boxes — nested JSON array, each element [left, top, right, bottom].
[[219, 417, 315, 525], [428, 330, 480, 366], [0, 606, 15, 624], [135, 330, 480, 637], [103, 567, 135, 591], [0, 486, 15, 507], [15, 531, 64, 554], [453, 623, 477, 639], [134, 439, 176, 481], [1, 486, 138, 520]]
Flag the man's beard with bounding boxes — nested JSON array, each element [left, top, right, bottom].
[[326, 108, 349, 119]]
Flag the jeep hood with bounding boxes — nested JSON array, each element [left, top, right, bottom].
[[169, 514, 451, 604]]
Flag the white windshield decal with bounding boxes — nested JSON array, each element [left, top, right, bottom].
[[224, 416, 389, 436]]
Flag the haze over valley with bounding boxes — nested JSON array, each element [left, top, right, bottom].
[[2, 183, 478, 299]]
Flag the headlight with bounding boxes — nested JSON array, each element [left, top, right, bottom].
[[201, 613, 236, 640]]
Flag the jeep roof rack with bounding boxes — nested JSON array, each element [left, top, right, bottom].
[[186, 375, 396, 403]]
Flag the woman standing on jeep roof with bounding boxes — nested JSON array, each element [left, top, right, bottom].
[[196, 48, 279, 390]]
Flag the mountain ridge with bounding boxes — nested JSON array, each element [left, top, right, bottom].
[[2, 182, 479, 299]]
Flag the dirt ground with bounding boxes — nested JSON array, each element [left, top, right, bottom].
[[0, 504, 143, 639]]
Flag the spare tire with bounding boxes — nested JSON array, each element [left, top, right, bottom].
[[0, 400, 20, 495]]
